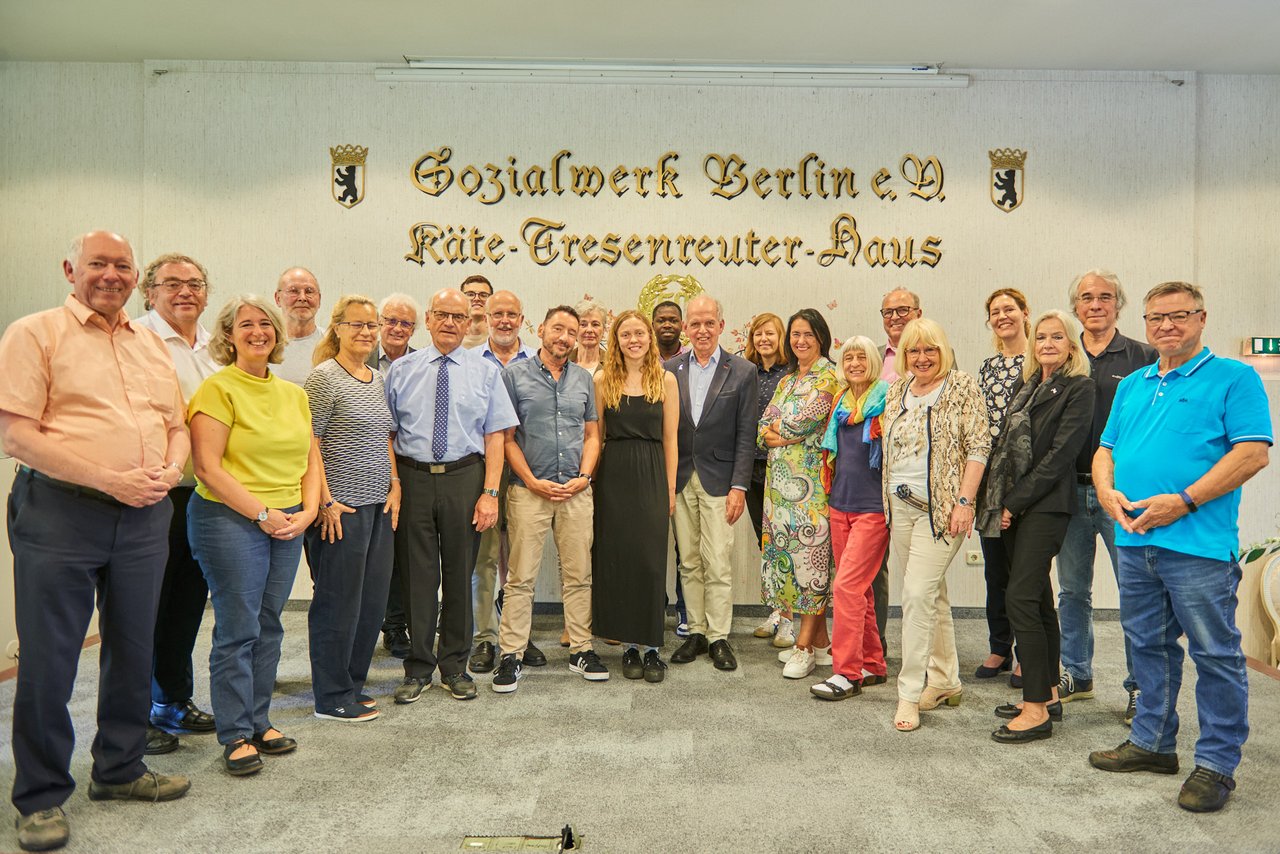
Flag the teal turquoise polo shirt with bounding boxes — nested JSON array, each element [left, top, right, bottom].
[[1100, 347, 1273, 560]]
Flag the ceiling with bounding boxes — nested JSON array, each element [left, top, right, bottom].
[[4, 1, 1280, 73]]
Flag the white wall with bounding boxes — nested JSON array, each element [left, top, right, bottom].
[[2, 63, 1278, 634]]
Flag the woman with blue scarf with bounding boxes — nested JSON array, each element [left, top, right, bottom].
[[810, 336, 891, 699]]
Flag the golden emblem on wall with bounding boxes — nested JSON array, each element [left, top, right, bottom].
[[988, 148, 1026, 212], [331, 145, 367, 208], [637, 274, 704, 343]]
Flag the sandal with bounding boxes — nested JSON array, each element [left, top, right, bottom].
[[810, 676, 862, 701], [223, 739, 263, 776], [895, 700, 921, 732], [919, 685, 963, 710]]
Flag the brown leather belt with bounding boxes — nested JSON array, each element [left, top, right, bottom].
[[395, 452, 482, 475], [18, 465, 123, 507]]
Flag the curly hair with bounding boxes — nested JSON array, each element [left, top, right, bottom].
[[598, 309, 666, 408], [208, 295, 288, 366]]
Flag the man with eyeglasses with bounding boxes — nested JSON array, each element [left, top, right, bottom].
[[1057, 270, 1155, 719], [461, 274, 493, 350], [385, 289, 517, 703], [0, 232, 192, 852], [270, 267, 323, 384], [133, 254, 218, 755], [1088, 281, 1271, 814], [470, 291, 539, 674], [366, 293, 421, 660]]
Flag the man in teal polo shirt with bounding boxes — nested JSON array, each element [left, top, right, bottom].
[[1086, 281, 1271, 813]]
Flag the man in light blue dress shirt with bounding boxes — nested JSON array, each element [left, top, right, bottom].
[[385, 289, 518, 703]]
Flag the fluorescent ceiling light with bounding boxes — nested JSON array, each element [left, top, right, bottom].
[[375, 59, 968, 88]]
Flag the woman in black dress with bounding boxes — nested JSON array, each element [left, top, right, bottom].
[[591, 309, 678, 682]]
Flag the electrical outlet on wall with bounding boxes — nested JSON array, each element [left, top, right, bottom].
[[4, 640, 17, 661], [965, 550, 983, 566]]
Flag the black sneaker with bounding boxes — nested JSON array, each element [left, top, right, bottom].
[[569, 650, 610, 682], [492, 654, 522, 694], [643, 649, 667, 683], [621, 648, 644, 680], [443, 672, 478, 701], [314, 705, 379, 722], [1125, 688, 1140, 726], [1088, 740, 1179, 774], [1058, 671, 1094, 702], [383, 626, 410, 660], [393, 676, 429, 704], [1178, 766, 1236, 812]]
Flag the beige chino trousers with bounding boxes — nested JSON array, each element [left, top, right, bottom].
[[674, 471, 736, 643]]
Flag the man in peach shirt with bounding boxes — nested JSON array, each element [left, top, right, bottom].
[[0, 231, 193, 852]]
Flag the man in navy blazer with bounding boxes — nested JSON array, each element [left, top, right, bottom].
[[666, 295, 759, 671]]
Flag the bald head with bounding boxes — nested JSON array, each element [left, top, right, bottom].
[[274, 267, 321, 330]]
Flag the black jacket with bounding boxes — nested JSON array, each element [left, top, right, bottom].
[[1003, 372, 1096, 516]]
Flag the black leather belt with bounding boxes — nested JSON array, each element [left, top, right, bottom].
[[395, 452, 481, 474], [18, 465, 123, 507], [1076, 473, 1093, 485]]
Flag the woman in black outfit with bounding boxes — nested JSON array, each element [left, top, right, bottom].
[[978, 309, 1095, 743]]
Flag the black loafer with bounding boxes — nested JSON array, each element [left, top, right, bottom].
[[469, 641, 496, 674], [995, 701, 1063, 721], [144, 726, 179, 755], [708, 640, 737, 671], [670, 633, 708, 664], [223, 740, 263, 776], [523, 641, 548, 667], [151, 699, 216, 733], [992, 720, 1052, 743], [251, 730, 297, 755]]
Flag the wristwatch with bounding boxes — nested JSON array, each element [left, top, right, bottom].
[[1178, 489, 1198, 513], [957, 496, 972, 508], [481, 487, 500, 498], [256, 507, 269, 523], [577, 472, 593, 484]]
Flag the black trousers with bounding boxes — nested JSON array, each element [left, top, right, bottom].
[[746, 459, 767, 546], [394, 458, 483, 679], [1003, 511, 1070, 704], [872, 549, 889, 655], [382, 557, 407, 631], [8, 470, 170, 814], [979, 534, 1014, 659], [151, 486, 209, 706]]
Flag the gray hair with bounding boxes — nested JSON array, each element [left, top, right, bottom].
[[379, 291, 421, 317], [1068, 269, 1127, 312], [881, 287, 920, 309], [837, 335, 884, 387], [574, 298, 609, 322], [66, 231, 134, 269], [686, 293, 724, 321], [1144, 280, 1205, 310]]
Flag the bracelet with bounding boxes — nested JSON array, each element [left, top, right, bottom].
[[322, 500, 335, 509], [390, 477, 400, 482]]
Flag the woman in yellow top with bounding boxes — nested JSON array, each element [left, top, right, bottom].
[[187, 295, 320, 777]]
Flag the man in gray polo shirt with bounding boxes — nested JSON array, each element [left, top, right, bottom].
[[491, 305, 606, 692]]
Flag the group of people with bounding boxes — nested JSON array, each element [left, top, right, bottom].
[[0, 231, 1270, 851]]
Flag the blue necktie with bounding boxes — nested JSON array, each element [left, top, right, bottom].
[[432, 355, 450, 461]]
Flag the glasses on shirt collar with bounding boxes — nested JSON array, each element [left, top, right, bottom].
[[152, 279, 208, 293]]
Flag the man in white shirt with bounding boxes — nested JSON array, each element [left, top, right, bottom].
[[133, 253, 219, 753], [270, 267, 323, 383]]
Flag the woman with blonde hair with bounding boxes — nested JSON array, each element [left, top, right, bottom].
[[302, 296, 403, 718], [810, 335, 891, 699], [591, 310, 679, 683], [880, 317, 990, 731], [743, 312, 795, 646], [979, 309, 1095, 742], [975, 287, 1031, 681], [187, 295, 321, 775]]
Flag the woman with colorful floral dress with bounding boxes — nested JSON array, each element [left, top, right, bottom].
[[759, 308, 841, 680]]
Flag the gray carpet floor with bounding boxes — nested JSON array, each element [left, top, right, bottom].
[[2, 613, 1279, 853]]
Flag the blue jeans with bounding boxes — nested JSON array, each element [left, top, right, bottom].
[[1056, 483, 1136, 691], [1118, 545, 1249, 778], [304, 503, 394, 710], [188, 494, 302, 745]]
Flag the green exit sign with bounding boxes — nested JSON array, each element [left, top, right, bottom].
[[1245, 337, 1280, 356]]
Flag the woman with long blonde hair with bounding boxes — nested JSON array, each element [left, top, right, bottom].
[[591, 310, 679, 683]]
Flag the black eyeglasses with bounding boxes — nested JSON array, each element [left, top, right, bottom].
[[381, 317, 415, 330], [337, 321, 382, 332], [153, 279, 207, 293], [1143, 309, 1203, 326], [880, 306, 917, 319]]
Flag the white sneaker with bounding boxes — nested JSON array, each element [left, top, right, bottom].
[[782, 647, 816, 679], [753, 609, 782, 638], [777, 644, 832, 665], [771, 618, 796, 649]]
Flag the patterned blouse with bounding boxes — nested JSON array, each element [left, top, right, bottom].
[[978, 353, 1024, 439]]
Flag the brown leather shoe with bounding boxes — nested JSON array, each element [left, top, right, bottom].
[[1088, 740, 1179, 774]]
